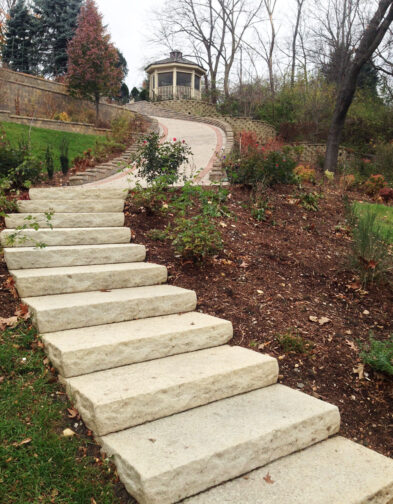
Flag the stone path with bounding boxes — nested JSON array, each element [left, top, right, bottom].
[[1, 186, 393, 504], [83, 116, 224, 189]]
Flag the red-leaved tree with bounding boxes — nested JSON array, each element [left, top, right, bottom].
[[67, 0, 123, 123]]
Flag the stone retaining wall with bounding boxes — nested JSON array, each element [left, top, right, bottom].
[[295, 143, 354, 166], [0, 110, 109, 136], [0, 68, 133, 126]]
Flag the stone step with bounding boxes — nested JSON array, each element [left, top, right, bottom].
[[11, 262, 167, 297], [24, 284, 197, 333], [184, 437, 393, 504], [17, 199, 125, 213], [66, 346, 278, 436], [3, 244, 146, 269], [5, 213, 125, 229], [29, 187, 127, 200], [43, 312, 233, 378], [0, 227, 131, 247], [99, 385, 340, 504]]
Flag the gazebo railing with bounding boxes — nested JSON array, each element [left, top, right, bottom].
[[152, 86, 202, 101]]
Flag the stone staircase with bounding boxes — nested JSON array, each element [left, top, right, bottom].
[[1, 187, 393, 504]]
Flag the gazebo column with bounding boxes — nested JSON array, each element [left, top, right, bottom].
[[191, 70, 196, 99], [154, 70, 158, 99], [173, 68, 177, 99]]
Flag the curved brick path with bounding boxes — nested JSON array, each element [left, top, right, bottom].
[[86, 116, 225, 189]]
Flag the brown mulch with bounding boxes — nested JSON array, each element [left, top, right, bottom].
[[125, 184, 393, 459]]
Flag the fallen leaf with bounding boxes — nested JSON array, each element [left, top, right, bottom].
[[91, 498, 97, 504], [12, 437, 32, 447], [0, 316, 18, 331], [100, 289, 111, 293], [345, 339, 358, 352], [263, 473, 275, 484], [240, 261, 249, 268], [4, 276, 18, 299], [309, 316, 318, 323], [347, 282, 361, 291], [148, 438, 156, 443], [318, 317, 331, 326], [353, 364, 365, 380], [62, 428, 76, 437], [15, 303, 30, 320], [67, 407, 79, 419]]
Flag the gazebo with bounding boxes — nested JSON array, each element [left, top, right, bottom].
[[145, 51, 206, 101]]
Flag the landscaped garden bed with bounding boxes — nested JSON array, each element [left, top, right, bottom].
[[124, 183, 393, 458]]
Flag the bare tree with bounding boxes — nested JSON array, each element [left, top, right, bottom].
[[291, 0, 306, 86], [324, 0, 393, 171]]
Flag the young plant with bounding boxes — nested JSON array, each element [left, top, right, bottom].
[[298, 191, 322, 211], [169, 215, 223, 261], [360, 334, 393, 376], [133, 133, 192, 184], [59, 137, 70, 175], [276, 330, 313, 354], [348, 205, 393, 286], [45, 146, 54, 179]]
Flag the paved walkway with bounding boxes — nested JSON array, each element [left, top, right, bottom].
[[86, 116, 225, 189]]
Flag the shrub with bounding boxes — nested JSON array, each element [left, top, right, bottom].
[[129, 176, 172, 215], [360, 334, 393, 375], [374, 143, 393, 183], [298, 191, 322, 211], [45, 146, 54, 179], [294, 164, 316, 183], [59, 137, 70, 175], [169, 215, 223, 260], [340, 174, 357, 190], [133, 133, 192, 184], [363, 174, 388, 196], [0, 180, 18, 216], [348, 205, 393, 286], [250, 195, 271, 221], [110, 113, 134, 145], [276, 330, 313, 354], [8, 156, 42, 188], [53, 111, 72, 122]]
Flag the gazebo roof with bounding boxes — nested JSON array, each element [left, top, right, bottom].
[[145, 51, 206, 73]]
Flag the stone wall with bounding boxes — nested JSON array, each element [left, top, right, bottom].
[[295, 143, 354, 166], [0, 68, 133, 126], [150, 100, 276, 142], [0, 110, 109, 136]]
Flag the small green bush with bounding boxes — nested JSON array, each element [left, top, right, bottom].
[[0, 180, 18, 216], [59, 137, 70, 175], [276, 330, 313, 354], [169, 215, 223, 260], [45, 146, 54, 179], [360, 334, 393, 375], [8, 156, 42, 188], [298, 191, 322, 211]]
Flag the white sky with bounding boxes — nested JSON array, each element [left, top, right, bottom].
[[96, 0, 164, 90]]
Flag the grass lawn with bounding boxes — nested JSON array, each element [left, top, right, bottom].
[[0, 321, 124, 503], [1, 122, 101, 172], [353, 201, 393, 243]]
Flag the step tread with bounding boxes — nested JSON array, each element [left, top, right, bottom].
[[18, 200, 125, 213], [43, 312, 233, 377], [99, 385, 340, 504], [66, 346, 278, 435], [184, 437, 393, 504], [29, 187, 127, 200], [3, 244, 146, 269], [6, 213, 125, 228]]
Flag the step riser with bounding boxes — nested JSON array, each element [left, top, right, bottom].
[[17, 200, 125, 213], [25, 289, 197, 333], [43, 314, 233, 377], [12, 265, 167, 297], [29, 188, 127, 200], [3, 245, 146, 269], [0, 228, 131, 247], [6, 213, 125, 229], [66, 349, 278, 436], [99, 386, 340, 504]]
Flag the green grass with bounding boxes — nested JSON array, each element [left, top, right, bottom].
[[0, 321, 123, 503], [1, 122, 101, 172], [353, 202, 393, 244]]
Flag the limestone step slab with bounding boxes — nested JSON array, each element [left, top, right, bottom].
[[43, 312, 233, 377], [66, 346, 278, 436], [17, 199, 125, 213], [24, 284, 197, 333], [3, 244, 146, 269], [0, 227, 131, 247], [99, 385, 340, 504], [29, 187, 127, 200], [6, 213, 125, 229], [184, 437, 393, 504], [11, 262, 167, 297]]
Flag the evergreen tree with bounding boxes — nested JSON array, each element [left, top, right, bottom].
[[131, 86, 140, 101], [33, 0, 82, 77], [119, 82, 130, 104], [2, 0, 37, 74]]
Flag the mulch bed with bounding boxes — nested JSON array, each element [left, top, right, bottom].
[[125, 184, 393, 458]]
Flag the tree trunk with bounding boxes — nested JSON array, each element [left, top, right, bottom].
[[324, 0, 393, 171], [95, 94, 100, 124]]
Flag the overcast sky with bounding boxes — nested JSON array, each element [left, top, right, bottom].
[[96, 0, 164, 90]]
